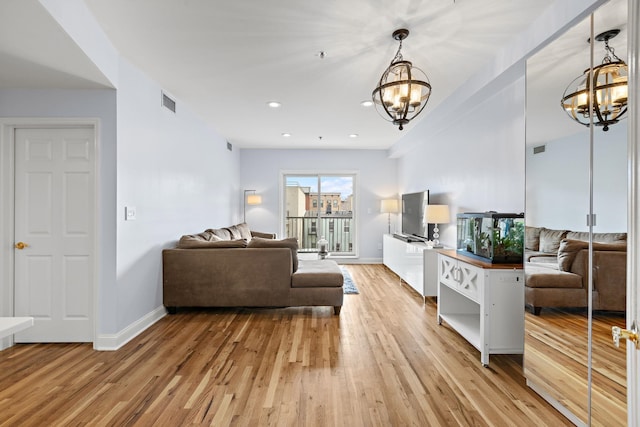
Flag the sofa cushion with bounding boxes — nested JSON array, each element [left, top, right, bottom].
[[557, 238, 627, 272], [566, 231, 627, 243], [525, 226, 542, 251], [207, 228, 232, 240], [526, 252, 558, 263], [247, 237, 299, 272], [220, 223, 251, 241], [539, 228, 569, 253], [525, 263, 583, 289], [292, 260, 343, 288], [176, 234, 247, 249], [251, 230, 277, 239]]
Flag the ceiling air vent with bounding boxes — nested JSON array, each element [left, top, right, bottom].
[[227, 141, 233, 151], [161, 92, 176, 113], [533, 144, 546, 154]]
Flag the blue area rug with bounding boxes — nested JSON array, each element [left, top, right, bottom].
[[340, 266, 359, 294]]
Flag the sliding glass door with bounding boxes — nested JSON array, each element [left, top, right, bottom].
[[283, 174, 356, 257]]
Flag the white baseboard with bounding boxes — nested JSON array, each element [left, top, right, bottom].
[[0, 336, 12, 351], [94, 305, 166, 351]]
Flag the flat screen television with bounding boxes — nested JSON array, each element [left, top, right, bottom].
[[401, 191, 431, 240]]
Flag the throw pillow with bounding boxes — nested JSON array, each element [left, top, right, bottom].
[[525, 226, 542, 251], [234, 222, 253, 241], [539, 228, 569, 253], [247, 237, 299, 272]]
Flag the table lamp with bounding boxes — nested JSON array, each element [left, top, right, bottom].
[[425, 204, 450, 247]]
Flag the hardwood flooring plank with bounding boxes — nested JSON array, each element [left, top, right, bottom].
[[524, 307, 626, 426], [0, 264, 576, 426]]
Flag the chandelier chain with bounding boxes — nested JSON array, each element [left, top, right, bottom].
[[603, 39, 621, 63], [392, 39, 404, 64]]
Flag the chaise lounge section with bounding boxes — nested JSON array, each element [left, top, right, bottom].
[[162, 223, 344, 314]]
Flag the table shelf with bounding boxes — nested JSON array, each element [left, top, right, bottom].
[[437, 252, 524, 366]]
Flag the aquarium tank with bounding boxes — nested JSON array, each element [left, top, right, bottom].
[[456, 212, 524, 264]]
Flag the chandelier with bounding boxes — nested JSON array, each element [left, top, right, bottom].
[[561, 29, 628, 131], [372, 29, 431, 131]]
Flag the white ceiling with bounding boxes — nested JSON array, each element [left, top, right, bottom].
[[0, 0, 628, 150], [0, 0, 112, 89]]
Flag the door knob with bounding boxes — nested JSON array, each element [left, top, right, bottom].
[[14, 242, 29, 250], [612, 321, 639, 349]]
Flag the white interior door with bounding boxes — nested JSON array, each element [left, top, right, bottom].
[[13, 127, 95, 343]]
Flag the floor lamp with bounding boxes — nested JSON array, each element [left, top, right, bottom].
[[425, 204, 450, 247], [243, 190, 262, 223], [380, 199, 399, 234]]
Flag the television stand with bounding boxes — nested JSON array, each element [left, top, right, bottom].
[[392, 233, 423, 243], [383, 234, 440, 298]]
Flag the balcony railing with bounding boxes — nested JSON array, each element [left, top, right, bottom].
[[285, 215, 354, 254]]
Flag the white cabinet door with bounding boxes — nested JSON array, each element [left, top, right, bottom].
[[438, 253, 458, 289], [457, 261, 482, 302]]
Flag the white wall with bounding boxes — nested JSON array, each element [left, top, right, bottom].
[[239, 149, 397, 262], [394, 77, 526, 249], [0, 69, 239, 347], [0, 88, 119, 335], [388, 0, 606, 249], [526, 124, 627, 232], [115, 58, 240, 332]]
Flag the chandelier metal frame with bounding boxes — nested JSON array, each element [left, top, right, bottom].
[[561, 29, 628, 131], [372, 29, 432, 131]]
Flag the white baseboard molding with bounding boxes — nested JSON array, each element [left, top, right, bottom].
[[94, 305, 166, 351], [0, 336, 12, 351]]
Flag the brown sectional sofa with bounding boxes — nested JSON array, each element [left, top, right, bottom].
[[524, 226, 627, 314], [162, 223, 344, 314]]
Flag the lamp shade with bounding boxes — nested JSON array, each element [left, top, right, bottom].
[[246, 194, 262, 205], [425, 204, 450, 224], [380, 199, 399, 214]]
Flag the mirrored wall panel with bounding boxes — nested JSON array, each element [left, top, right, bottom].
[[524, 0, 628, 425]]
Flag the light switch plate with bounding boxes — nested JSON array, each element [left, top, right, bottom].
[[125, 206, 137, 221]]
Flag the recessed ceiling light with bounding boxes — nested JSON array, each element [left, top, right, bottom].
[[349, 134, 359, 138], [267, 101, 281, 108], [360, 100, 373, 107], [281, 133, 291, 137]]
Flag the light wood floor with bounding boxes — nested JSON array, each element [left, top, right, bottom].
[[0, 265, 571, 426], [525, 307, 626, 426]]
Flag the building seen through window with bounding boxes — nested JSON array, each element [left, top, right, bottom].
[[284, 175, 355, 256]]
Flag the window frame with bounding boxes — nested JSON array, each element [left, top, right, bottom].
[[280, 170, 358, 258]]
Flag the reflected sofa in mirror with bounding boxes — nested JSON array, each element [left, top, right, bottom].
[[523, 1, 628, 425]]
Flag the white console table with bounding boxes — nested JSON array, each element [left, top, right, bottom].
[[437, 250, 524, 366], [382, 234, 440, 298]]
